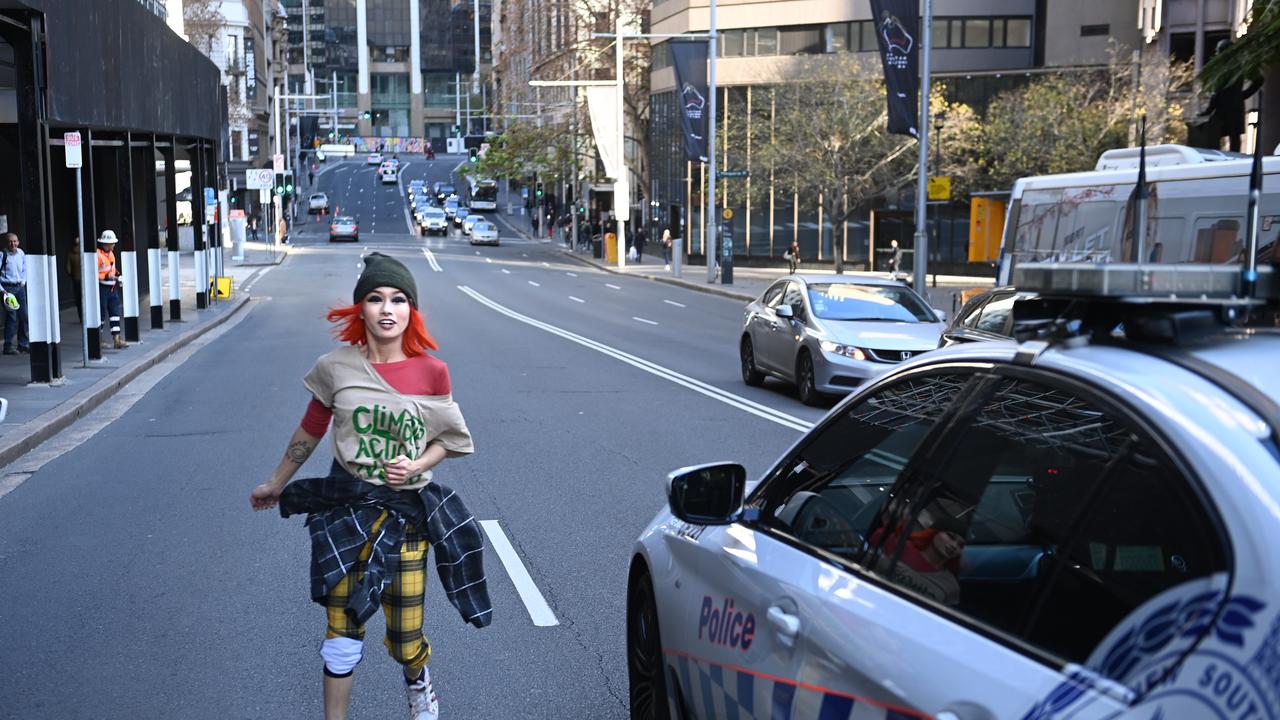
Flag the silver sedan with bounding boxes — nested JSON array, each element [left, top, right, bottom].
[[740, 274, 946, 405]]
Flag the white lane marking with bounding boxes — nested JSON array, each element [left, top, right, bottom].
[[458, 286, 813, 432], [485, 258, 493, 263], [528, 281, 540, 287], [569, 296, 584, 303], [480, 520, 558, 627], [541, 262, 550, 267], [632, 316, 658, 326], [241, 266, 273, 293], [664, 299, 687, 308], [475, 251, 481, 255], [501, 268, 511, 274], [522, 253, 528, 257], [422, 248, 443, 272], [605, 283, 621, 290], [566, 272, 577, 277]]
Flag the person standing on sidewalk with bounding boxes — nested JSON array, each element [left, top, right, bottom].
[[96, 230, 128, 349], [249, 253, 489, 720], [888, 239, 903, 280], [661, 228, 673, 269], [634, 227, 647, 264], [786, 240, 800, 275], [0, 232, 29, 355]]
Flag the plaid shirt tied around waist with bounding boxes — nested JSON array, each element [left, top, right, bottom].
[[279, 462, 492, 628]]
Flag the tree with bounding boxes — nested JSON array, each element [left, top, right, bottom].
[[182, 0, 223, 57], [979, 45, 1192, 191], [751, 55, 919, 271], [1199, 0, 1280, 152]]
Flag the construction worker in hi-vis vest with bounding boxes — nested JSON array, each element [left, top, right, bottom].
[[96, 230, 128, 349]]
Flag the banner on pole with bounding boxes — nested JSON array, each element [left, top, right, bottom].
[[869, 0, 920, 137], [585, 86, 622, 181], [670, 41, 710, 162]]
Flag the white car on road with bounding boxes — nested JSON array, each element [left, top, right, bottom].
[[469, 221, 499, 245], [628, 261, 1280, 720], [420, 208, 448, 236], [462, 214, 485, 235], [307, 192, 329, 214], [366, 152, 382, 166]]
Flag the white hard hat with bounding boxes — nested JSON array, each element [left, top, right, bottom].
[[98, 230, 118, 244]]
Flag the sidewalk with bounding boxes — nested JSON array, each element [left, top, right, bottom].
[[0, 240, 288, 469], [488, 188, 994, 313]]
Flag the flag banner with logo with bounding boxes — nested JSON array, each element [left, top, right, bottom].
[[670, 40, 710, 161], [585, 86, 622, 180], [870, 0, 919, 137]]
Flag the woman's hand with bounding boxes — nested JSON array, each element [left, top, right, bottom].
[[250, 482, 283, 511], [383, 455, 421, 486]]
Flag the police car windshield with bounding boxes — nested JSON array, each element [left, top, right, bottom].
[[807, 283, 935, 323]]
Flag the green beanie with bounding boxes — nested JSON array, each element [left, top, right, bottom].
[[353, 252, 418, 306]]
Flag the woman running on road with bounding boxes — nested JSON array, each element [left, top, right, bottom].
[[250, 252, 490, 720]]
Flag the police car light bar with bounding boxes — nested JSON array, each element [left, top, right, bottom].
[[1013, 262, 1278, 303]]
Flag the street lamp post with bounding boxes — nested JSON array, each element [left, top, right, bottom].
[[912, 0, 934, 293]]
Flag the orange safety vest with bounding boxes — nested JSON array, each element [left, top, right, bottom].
[[97, 248, 116, 284]]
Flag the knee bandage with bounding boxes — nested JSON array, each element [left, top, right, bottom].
[[320, 636, 364, 676]]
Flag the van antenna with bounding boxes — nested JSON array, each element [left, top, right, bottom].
[[1133, 115, 1148, 263], [1242, 116, 1263, 300]]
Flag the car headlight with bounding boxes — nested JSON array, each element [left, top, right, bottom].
[[818, 340, 866, 361]]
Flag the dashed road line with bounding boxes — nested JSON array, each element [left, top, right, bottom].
[[569, 296, 584, 303], [528, 281, 540, 287], [664, 299, 687, 308], [501, 268, 511, 274], [566, 272, 577, 277], [485, 258, 493, 263], [632, 316, 659, 326], [605, 283, 621, 290], [479, 520, 559, 628], [458, 286, 813, 432]]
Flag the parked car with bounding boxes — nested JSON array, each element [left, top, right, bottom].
[[462, 214, 485, 235], [740, 274, 946, 405], [366, 153, 382, 166], [469, 221, 499, 245], [420, 208, 448, 236], [307, 192, 329, 214], [328, 215, 358, 242], [630, 260, 1280, 720], [939, 286, 1037, 347]]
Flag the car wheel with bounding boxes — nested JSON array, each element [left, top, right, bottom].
[[740, 336, 765, 387], [797, 351, 823, 406], [628, 569, 672, 720]]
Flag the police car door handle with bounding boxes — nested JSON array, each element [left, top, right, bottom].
[[767, 606, 800, 647]]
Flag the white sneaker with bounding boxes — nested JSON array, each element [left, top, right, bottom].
[[406, 667, 439, 720]]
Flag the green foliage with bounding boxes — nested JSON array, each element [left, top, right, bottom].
[[1200, 0, 1280, 91]]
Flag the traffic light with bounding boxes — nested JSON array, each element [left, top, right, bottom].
[[274, 172, 285, 196], [535, 182, 543, 198], [468, 147, 478, 164], [360, 110, 372, 120], [283, 171, 295, 198], [578, 205, 586, 215], [452, 125, 462, 137]]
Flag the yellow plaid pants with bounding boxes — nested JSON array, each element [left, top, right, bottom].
[[324, 511, 432, 671]]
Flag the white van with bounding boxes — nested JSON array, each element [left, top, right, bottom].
[[997, 144, 1280, 285], [380, 163, 398, 185]]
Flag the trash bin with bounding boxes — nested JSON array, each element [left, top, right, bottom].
[[592, 236, 603, 259]]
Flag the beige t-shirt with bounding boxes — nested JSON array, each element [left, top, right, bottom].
[[303, 346, 474, 490]]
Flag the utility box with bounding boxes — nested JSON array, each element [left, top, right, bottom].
[[969, 197, 1006, 263]]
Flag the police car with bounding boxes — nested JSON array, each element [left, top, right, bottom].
[[628, 261, 1280, 720]]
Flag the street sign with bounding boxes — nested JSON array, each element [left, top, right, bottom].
[[246, 168, 274, 190], [718, 170, 748, 179], [722, 208, 734, 220], [273, 153, 285, 173], [64, 132, 82, 168], [928, 176, 952, 201]]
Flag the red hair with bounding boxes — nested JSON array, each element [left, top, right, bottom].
[[326, 301, 439, 356], [909, 528, 962, 574]]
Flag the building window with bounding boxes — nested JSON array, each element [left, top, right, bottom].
[[826, 22, 850, 53], [964, 18, 990, 48], [1080, 24, 1110, 37], [652, 41, 672, 69], [1006, 18, 1032, 47], [721, 29, 745, 57], [780, 27, 822, 55], [859, 20, 877, 51], [931, 18, 948, 48], [755, 28, 779, 55]]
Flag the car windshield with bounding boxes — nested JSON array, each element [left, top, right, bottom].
[[457, 209, 469, 217], [427, 209, 444, 217], [475, 223, 492, 231], [805, 283, 935, 322], [311, 194, 325, 201], [334, 216, 353, 224], [439, 185, 454, 194]]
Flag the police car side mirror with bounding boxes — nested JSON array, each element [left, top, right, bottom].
[[667, 462, 747, 525], [775, 305, 794, 319]]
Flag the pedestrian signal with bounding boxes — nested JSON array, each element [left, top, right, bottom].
[[468, 148, 478, 164]]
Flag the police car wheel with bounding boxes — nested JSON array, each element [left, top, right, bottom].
[[740, 336, 765, 387], [627, 571, 673, 720], [797, 352, 822, 406]]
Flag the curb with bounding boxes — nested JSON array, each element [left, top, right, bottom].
[[234, 243, 290, 268], [557, 250, 756, 302], [0, 294, 254, 471]]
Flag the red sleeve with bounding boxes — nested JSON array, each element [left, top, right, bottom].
[[373, 355, 452, 395], [419, 355, 452, 395], [300, 396, 332, 437]]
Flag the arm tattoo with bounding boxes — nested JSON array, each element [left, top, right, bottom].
[[286, 440, 315, 466]]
